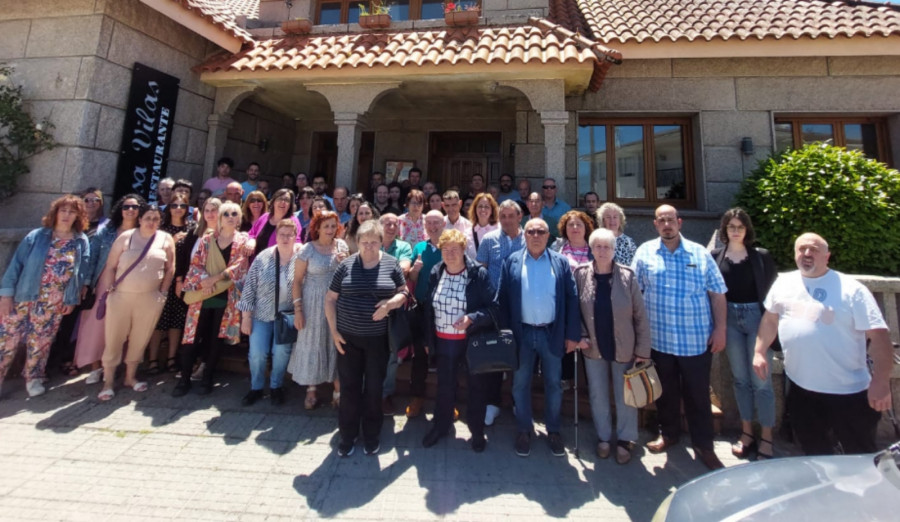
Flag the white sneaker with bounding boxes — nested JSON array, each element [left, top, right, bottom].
[[26, 380, 46, 397], [85, 368, 103, 384], [484, 404, 500, 426]]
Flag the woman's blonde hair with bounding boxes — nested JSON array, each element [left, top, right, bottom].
[[217, 201, 242, 232], [437, 228, 468, 251], [197, 197, 222, 234]]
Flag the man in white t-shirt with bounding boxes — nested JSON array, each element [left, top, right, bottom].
[[753, 233, 893, 455]]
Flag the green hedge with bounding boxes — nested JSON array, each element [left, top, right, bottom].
[[734, 143, 900, 276]]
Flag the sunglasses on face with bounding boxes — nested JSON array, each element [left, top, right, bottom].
[[526, 229, 548, 236], [222, 211, 240, 218], [122, 204, 140, 211], [171, 204, 189, 209], [542, 185, 556, 190], [84, 198, 101, 204]]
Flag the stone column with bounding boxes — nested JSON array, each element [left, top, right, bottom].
[[541, 110, 569, 201], [334, 112, 364, 192], [203, 113, 234, 181]]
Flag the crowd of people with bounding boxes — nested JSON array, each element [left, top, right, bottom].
[[0, 158, 894, 466]]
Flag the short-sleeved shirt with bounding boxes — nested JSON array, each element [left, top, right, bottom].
[[330, 253, 406, 337], [764, 269, 887, 394], [476, 227, 525, 289], [399, 213, 426, 245], [202, 177, 235, 197], [383, 238, 413, 264], [631, 236, 727, 356], [240, 181, 259, 199], [542, 199, 572, 239], [412, 240, 442, 303]]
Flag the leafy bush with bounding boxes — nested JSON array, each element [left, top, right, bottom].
[[734, 143, 900, 275], [0, 64, 56, 200]]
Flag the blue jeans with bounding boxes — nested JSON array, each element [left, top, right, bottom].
[[725, 303, 775, 427], [512, 325, 562, 433], [584, 357, 638, 443], [248, 318, 294, 390]]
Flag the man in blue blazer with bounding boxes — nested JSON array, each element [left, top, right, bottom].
[[498, 218, 580, 457]]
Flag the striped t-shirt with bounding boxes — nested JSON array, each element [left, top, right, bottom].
[[330, 253, 406, 337]]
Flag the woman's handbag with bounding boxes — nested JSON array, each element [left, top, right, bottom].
[[387, 296, 416, 354], [623, 360, 662, 408], [96, 233, 156, 320], [183, 236, 233, 305], [466, 312, 518, 375], [273, 249, 297, 344]]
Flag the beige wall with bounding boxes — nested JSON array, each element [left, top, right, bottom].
[[0, 0, 216, 230]]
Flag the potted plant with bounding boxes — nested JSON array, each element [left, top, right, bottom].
[[443, 1, 480, 27], [281, 18, 312, 35], [358, 0, 392, 29]]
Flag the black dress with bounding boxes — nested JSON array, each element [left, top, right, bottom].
[[155, 222, 193, 331]]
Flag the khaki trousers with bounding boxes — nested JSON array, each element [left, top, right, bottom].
[[102, 290, 165, 369]]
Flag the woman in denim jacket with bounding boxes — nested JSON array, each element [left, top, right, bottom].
[[0, 195, 90, 397]]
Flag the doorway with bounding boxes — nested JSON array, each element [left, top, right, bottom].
[[429, 132, 503, 193]]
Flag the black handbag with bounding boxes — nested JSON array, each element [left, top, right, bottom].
[[273, 249, 297, 345], [387, 296, 416, 353], [466, 311, 518, 375]]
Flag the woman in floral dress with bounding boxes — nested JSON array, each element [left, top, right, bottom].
[[288, 210, 349, 409], [0, 195, 90, 397], [399, 189, 427, 245]]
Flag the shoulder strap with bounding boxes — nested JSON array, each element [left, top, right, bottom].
[[112, 232, 156, 290], [275, 248, 281, 311]]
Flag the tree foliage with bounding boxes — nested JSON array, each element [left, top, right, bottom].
[[734, 143, 900, 275], [0, 64, 56, 200]]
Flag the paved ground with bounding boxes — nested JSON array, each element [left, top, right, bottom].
[[0, 370, 769, 521]]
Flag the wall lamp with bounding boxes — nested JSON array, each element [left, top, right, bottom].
[[258, 139, 269, 153], [740, 137, 754, 156]]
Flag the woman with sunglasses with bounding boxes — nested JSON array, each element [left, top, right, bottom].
[[148, 193, 195, 374], [241, 190, 268, 233], [247, 188, 302, 260], [81, 188, 107, 236], [0, 195, 90, 397], [97, 204, 175, 400], [173, 201, 249, 396], [74, 194, 144, 384]]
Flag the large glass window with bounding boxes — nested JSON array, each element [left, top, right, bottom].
[[316, 0, 479, 23], [578, 119, 693, 207], [774, 117, 889, 165]]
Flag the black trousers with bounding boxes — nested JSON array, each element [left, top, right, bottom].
[[652, 349, 715, 451], [433, 337, 488, 437], [789, 381, 880, 455], [409, 307, 428, 398], [337, 333, 389, 445], [179, 307, 226, 386]]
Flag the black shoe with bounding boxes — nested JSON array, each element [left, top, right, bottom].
[[197, 384, 213, 395], [422, 428, 443, 448], [364, 439, 380, 456], [242, 389, 263, 406], [270, 387, 284, 406], [337, 440, 355, 457], [471, 434, 486, 453], [548, 432, 565, 457], [171, 382, 191, 397], [515, 431, 531, 457]]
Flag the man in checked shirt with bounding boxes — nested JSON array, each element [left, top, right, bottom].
[[631, 205, 728, 470]]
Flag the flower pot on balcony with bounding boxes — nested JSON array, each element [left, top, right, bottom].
[[359, 14, 392, 29], [445, 10, 480, 27], [281, 19, 312, 35]]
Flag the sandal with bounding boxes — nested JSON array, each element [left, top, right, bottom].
[[126, 381, 148, 393], [165, 357, 178, 373], [757, 438, 775, 460], [731, 431, 756, 459], [60, 362, 80, 377], [304, 390, 318, 410], [97, 388, 115, 401], [331, 392, 341, 409], [147, 361, 161, 376]]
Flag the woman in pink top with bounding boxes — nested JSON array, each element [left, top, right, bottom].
[[247, 188, 302, 260]]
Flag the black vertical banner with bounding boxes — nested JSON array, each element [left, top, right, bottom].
[[114, 63, 180, 203]]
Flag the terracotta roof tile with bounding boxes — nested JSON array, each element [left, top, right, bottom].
[[170, 0, 256, 43], [576, 0, 900, 44], [199, 20, 622, 75]]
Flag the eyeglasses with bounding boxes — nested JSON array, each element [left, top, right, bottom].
[[526, 229, 548, 236], [222, 211, 240, 217], [171, 204, 189, 209], [727, 225, 746, 232], [276, 197, 292, 203], [84, 198, 101, 204], [122, 204, 140, 211], [542, 185, 556, 190]]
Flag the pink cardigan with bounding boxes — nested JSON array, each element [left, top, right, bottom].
[[248, 212, 303, 247]]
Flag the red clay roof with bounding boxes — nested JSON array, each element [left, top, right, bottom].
[[171, 0, 256, 43], [576, 0, 900, 44], [199, 19, 621, 74]]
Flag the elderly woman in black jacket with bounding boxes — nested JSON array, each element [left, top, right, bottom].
[[421, 228, 498, 453]]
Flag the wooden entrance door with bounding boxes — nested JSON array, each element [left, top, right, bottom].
[[312, 131, 374, 192], [429, 132, 503, 193]]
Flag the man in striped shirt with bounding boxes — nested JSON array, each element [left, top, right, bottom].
[[631, 205, 727, 470]]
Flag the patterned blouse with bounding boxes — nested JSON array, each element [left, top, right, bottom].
[[614, 233, 638, 266], [399, 213, 426, 245], [433, 268, 468, 340]]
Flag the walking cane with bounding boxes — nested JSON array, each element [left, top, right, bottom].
[[573, 347, 579, 457]]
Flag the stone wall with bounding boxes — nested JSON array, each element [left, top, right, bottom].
[[225, 99, 297, 186]]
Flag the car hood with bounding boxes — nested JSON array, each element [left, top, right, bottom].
[[658, 454, 900, 521]]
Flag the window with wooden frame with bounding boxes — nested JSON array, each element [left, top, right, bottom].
[[774, 116, 891, 165], [316, 0, 473, 23], [577, 118, 695, 207]]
